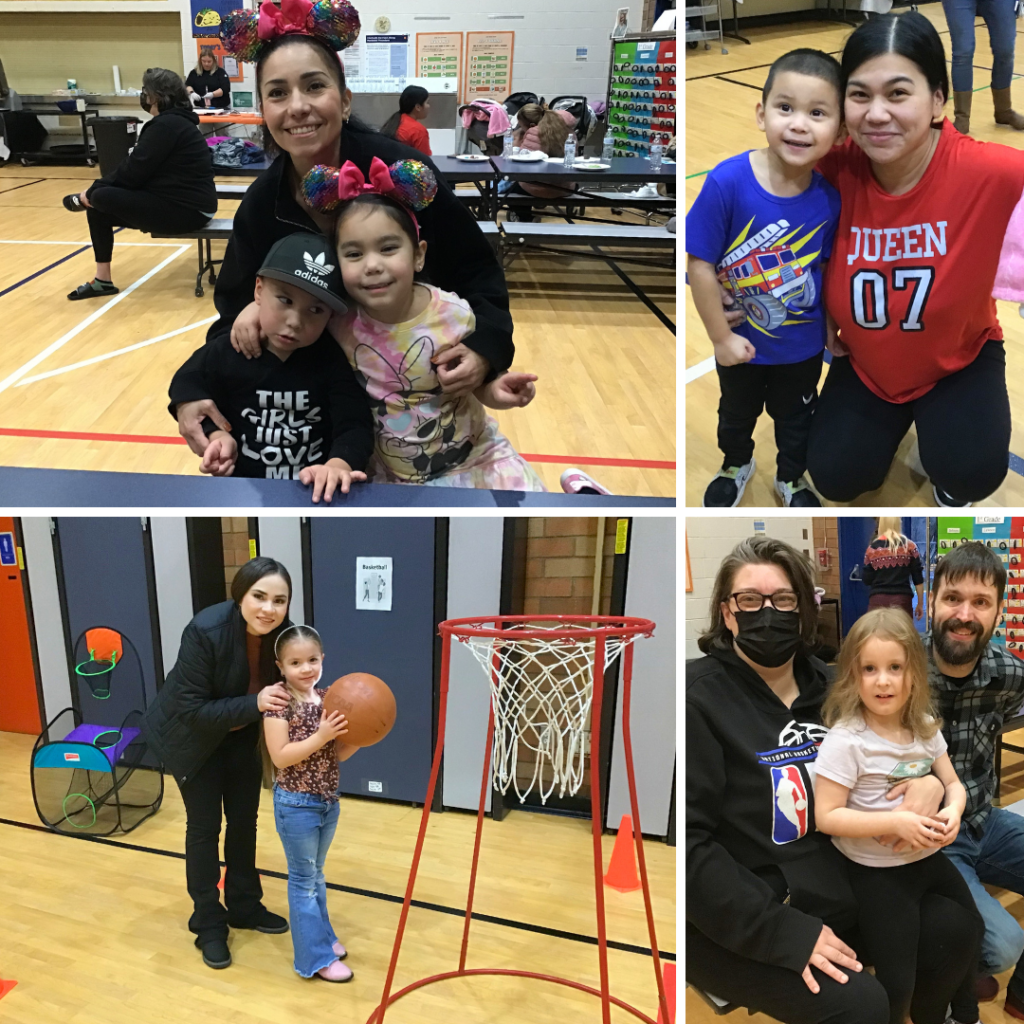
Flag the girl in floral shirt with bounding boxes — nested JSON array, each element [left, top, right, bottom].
[[263, 625, 359, 982]]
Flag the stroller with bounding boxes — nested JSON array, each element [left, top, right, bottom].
[[458, 98, 511, 156]]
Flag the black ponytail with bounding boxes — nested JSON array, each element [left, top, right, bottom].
[[380, 84, 429, 139]]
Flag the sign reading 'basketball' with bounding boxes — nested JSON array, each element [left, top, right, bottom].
[[356, 556, 392, 611]]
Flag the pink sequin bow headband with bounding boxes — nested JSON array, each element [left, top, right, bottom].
[[301, 157, 438, 237], [220, 0, 360, 64]]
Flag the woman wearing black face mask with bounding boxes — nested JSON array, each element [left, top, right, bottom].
[[687, 536, 980, 1024], [61, 67, 217, 300]]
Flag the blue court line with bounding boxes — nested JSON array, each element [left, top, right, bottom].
[[0, 227, 124, 300], [1010, 452, 1024, 478]]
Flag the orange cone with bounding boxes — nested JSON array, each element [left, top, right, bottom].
[[217, 867, 225, 891], [604, 814, 641, 892], [655, 962, 676, 1024], [0, 979, 18, 1000]]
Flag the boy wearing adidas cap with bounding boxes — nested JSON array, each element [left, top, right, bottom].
[[169, 231, 373, 502]]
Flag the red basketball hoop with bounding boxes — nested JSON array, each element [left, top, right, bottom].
[[365, 615, 669, 1024]]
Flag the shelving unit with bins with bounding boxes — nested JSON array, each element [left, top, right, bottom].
[[605, 32, 677, 158], [685, 0, 726, 52]]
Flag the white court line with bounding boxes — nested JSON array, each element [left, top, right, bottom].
[[16, 315, 218, 386], [0, 244, 190, 395], [685, 355, 716, 383], [0, 239, 182, 247]]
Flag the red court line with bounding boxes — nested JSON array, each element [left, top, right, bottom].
[[0, 426, 675, 471]]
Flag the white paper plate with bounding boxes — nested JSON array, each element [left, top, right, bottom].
[[509, 152, 547, 162], [574, 161, 610, 170], [455, 153, 489, 161]]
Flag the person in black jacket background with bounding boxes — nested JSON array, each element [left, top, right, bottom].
[[862, 517, 925, 620], [143, 557, 293, 970], [62, 67, 217, 300], [186, 51, 231, 109], [174, 20, 513, 455], [686, 536, 978, 1024]]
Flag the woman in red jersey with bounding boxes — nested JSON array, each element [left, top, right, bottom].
[[805, 12, 1024, 507]]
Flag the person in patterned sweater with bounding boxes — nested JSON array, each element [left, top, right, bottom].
[[919, 543, 1024, 1012], [862, 517, 925, 619]]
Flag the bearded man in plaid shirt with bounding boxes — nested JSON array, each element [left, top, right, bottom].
[[912, 542, 1024, 1018]]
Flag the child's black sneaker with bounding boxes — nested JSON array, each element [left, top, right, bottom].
[[67, 279, 119, 301], [775, 475, 822, 507], [932, 485, 972, 508], [703, 460, 755, 507], [62, 193, 87, 212], [195, 936, 231, 969]]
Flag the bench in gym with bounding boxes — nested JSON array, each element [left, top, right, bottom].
[[151, 217, 233, 297]]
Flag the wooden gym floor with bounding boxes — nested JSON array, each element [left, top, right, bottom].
[[0, 731, 675, 1024], [684, 721, 1024, 1024], [0, 166, 675, 498], [685, 2, 1024, 506]]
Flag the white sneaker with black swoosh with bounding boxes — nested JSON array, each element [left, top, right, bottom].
[[703, 459, 755, 507]]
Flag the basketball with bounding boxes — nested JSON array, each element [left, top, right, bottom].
[[323, 673, 397, 747]]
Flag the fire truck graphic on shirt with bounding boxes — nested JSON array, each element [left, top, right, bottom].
[[717, 218, 827, 334]]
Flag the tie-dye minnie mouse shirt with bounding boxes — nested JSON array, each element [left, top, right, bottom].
[[332, 285, 544, 489]]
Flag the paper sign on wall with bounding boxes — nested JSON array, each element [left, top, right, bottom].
[[464, 31, 514, 103], [356, 557, 393, 611]]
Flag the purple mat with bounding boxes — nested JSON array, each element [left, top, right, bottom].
[[63, 724, 140, 767]]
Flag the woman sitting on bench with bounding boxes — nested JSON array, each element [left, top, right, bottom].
[[687, 536, 980, 1024], [62, 68, 217, 300]]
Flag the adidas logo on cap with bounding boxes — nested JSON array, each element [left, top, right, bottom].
[[303, 251, 334, 276]]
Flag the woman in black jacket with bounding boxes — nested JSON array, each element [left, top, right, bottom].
[[143, 556, 293, 970], [186, 51, 232, 109], [686, 536, 977, 1024], [174, 15, 514, 453], [62, 67, 217, 300]]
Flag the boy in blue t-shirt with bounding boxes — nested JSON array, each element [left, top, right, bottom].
[[686, 48, 843, 507]]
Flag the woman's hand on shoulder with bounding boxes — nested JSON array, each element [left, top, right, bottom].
[[230, 300, 265, 359], [258, 682, 290, 713]]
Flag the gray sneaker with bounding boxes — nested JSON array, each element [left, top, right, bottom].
[[703, 459, 755, 507]]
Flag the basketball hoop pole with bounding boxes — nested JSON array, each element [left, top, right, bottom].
[[590, 632, 613, 1024]]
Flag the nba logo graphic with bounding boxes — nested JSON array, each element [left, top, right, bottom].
[[64, 752, 80, 762], [771, 765, 808, 844]]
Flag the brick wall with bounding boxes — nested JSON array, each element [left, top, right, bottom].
[[523, 517, 619, 616], [221, 517, 252, 598]]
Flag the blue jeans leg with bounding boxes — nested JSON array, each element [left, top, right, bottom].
[[274, 789, 340, 978], [977, 0, 1018, 90], [944, 812, 1024, 989], [942, 0, 978, 93]]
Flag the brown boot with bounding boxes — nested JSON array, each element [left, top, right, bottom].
[[993, 86, 1024, 129], [953, 90, 972, 134]]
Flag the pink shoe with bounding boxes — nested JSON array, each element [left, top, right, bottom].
[[332, 941, 347, 960], [560, 468, 612, 495], [316, 960, 353, 983]]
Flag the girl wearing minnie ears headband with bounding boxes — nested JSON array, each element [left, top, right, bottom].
[[263, 624, 361, 983], [302, 157, 546, 489], [172, 0, 515, 462]]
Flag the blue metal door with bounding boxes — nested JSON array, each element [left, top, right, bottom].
[[308, 518, 438, 804]]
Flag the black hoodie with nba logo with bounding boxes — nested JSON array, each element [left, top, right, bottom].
[[686, 645, 855, 974]]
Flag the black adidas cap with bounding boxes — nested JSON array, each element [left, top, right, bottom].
[[257, 231, 348, 313]]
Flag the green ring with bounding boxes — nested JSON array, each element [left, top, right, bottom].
[[62, 792, 97, 829], [93, 730, 121, 750]]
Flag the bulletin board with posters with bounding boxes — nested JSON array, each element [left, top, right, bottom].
[[463, 32, 514, 104], [196, 40, 244, 83], [936, 517, 1021, 657], [416, 31, 462, 93]]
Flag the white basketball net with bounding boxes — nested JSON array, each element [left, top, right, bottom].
[[460, 626, 636, 804]]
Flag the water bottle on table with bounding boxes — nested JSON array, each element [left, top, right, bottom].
[[503, 127, 514, 158], [650, 139, 663, 171], [602, 136, 615, 162], [563, 134, 576, 169]]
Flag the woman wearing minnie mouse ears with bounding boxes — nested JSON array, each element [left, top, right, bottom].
[[173, 0, 514, 457]]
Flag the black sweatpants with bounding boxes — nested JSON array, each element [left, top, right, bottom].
[[177, 722, 265, 944], [86, 186, 210, 264], [686, 891, 980, 1024], [845, 855, 983, 1024], [806, 341, 1011, 503], [716, 352, 824, 483]]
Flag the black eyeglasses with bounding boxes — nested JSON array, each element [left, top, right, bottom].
[[729, 590, 799, 612]]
